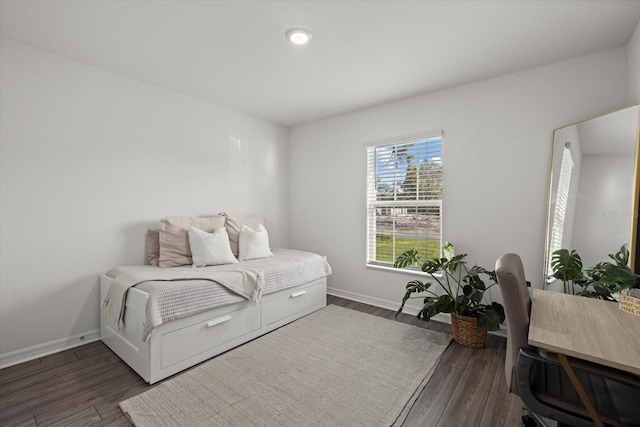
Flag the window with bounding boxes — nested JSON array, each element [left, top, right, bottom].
[[366, 132, 443, 269], [547, 143, 574, 277]]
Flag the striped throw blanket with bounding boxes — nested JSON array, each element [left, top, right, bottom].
[[103, 267, 264, 332]]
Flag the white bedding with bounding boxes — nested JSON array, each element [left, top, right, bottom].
[[106, 248, 331, 341]]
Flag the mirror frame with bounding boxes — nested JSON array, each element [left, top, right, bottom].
[[632, 125, 640, 273], [543, 104, 640, 285]]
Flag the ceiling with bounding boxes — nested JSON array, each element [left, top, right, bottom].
[[1, 1, 640, 127]]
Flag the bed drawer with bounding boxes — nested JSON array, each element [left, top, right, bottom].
[[265, 280, 325, 325], [160, 304, 261, 369]]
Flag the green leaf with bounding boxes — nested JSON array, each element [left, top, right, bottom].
[[394, 249, 420, 269], [551, 249, 583, 279], [422, 258, 445, 274], [477, 306, 502, 331], [407, 280, 431, 292], [585, 262, 608, 282], [462, 284, 473, 297], [551, 249, 584, 293], [484, 269, 498, 283], [395, 288, 413, 318], [442, 241, 455, 259], [445, 254, 467, 274], [465, 274, 486, 290], [435, 294, 455, 313], [418, 300, 440, 321], [460, 284, 481, 304], [490, 301, 506, 323], [591, 283, 616, 301], [609, 245, 630, 268], [395, 280, 431, 318]]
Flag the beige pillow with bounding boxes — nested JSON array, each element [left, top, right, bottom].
[[159, 216, 226, 267], [146, 229, 160, 266], [223, 213, 265, 256]]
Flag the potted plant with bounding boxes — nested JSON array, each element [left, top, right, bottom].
[[394, 242, 505, 348], [550, 245, 640, 301]]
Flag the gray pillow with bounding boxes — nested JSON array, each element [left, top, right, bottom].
[[146, 229, 160, 266]]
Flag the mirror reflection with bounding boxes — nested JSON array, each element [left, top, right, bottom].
[[544, 105, 640, 286]]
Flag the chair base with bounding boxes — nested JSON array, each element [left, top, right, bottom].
[[522, 415, 538, 427]]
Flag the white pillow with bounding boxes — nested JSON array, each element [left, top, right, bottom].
[[187, 227, 238, 267], [238, 224, 274, 261]]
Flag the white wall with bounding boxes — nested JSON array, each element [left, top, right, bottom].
[[628, 20, 640, 104], [0, 38, 290, 364], [289, 48, 628, 314]]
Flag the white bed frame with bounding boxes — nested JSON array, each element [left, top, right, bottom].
[[100, 274, 327, 384]]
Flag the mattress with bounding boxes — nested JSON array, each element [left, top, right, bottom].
[[106, 248, 332, 340]]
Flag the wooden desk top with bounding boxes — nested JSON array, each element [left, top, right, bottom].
[[528, 289, 640, 376]]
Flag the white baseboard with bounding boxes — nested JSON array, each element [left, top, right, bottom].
[[0, 329, 100, 369], [327, 287, 506, 338], [326, 287, 452, 325]]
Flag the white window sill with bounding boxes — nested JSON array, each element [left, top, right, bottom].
[[366, 263, 443, 279]]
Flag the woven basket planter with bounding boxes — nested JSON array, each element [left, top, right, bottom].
[[451, 313, 487, 349]]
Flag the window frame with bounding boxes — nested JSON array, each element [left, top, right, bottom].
[[365, 131, 444, 271]]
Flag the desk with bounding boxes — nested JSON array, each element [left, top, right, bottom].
[[528, 289, 640, 376]]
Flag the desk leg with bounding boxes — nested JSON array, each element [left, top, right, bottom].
[[557, 353, 604, 427]]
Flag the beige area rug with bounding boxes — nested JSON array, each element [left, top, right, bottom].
[[119, 304, 452, 427]]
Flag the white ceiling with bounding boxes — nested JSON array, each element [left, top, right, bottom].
[[2, 1, 640, 127]]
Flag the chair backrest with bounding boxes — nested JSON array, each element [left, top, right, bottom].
[[495, 253, 531, 395]]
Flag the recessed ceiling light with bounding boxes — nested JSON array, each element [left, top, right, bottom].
[[286, 28, 312, 45]]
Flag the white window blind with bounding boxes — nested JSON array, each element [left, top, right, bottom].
[[547, 144, 574, 277], [366, 133, 443, 268]]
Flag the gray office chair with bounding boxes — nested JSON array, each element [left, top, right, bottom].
[[495, 253, 640, 427]]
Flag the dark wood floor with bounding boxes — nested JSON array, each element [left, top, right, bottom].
[[0, 295, 524, 426]]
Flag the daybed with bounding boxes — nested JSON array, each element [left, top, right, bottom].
[[100, 214, 331, 384]]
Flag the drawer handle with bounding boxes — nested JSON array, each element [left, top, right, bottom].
[[291, 290, 307, 298], [205, 315, 232, 328]]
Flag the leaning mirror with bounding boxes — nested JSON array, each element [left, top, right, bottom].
[[544, 104, 640, 288]]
